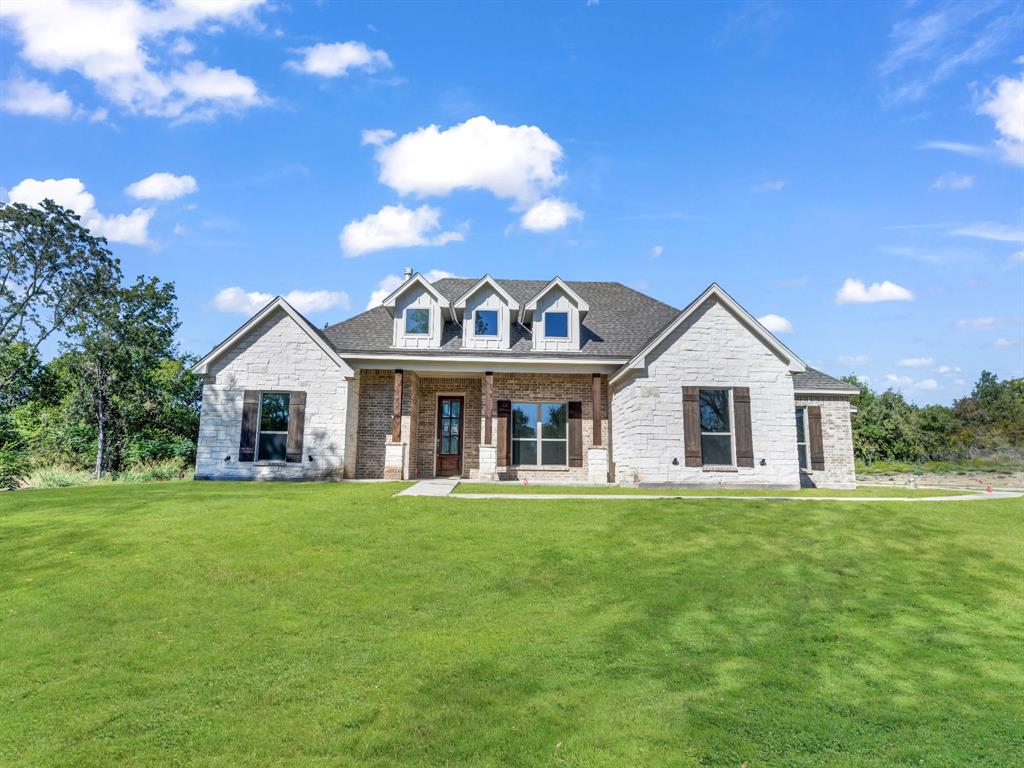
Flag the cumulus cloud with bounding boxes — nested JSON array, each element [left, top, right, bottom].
[[757, 313, 793, 333], [838, 354, 870, 365], [978, 75, 1024, 166], [372, 115, 566, 204], [885, 374, 939, 391], [287, 41, 392, 77], [8, 177, 153, 245], [897, 357, 934, 367], [835, 278, 914, 304], [1, 76, 73, 117], [211, 287, 350, 315], [2, 0, 268, 122], [366, 269, 456, 309], [339, 204, 464, 257], [930, 172, 973, 189], [125, 172, 198, 200], [520, 199, 583, 232], [361, 128, 396, 146], [935, 365, 962, 375]]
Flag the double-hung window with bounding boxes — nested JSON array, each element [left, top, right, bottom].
[[474, 309, 498, 337], [795, 407, 808, 470], [511, 402, 567, 465], [405, 308, 430, 335], [544, 311, 568, 338], [257, 392, 290, 461], [699, 388, 734, 465]]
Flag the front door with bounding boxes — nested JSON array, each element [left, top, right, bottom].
[[436, 396, 464, 477]]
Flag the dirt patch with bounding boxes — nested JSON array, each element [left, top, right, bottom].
[[858, 471, 1024, 491]]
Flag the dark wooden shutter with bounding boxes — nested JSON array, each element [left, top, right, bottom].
[[733, 387, 754, 467], [286, 391, 306, 463], [807, 405, 825, 470], [568, 401, 583, 467], [683, 386, 702, 467], [496, 400, 511, 466], [239, 390, 259, 462]]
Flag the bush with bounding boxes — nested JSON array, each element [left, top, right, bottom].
[[22, 466, 101, 489], [116, 459, 192, 483]]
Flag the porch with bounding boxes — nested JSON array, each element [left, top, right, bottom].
[[353, 369, 610, 482]]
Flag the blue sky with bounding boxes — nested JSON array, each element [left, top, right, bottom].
[[1, 0, 1021, 403]]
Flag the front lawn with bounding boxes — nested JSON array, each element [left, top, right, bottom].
[[2, 482, 1021, 766], [453, 483, 971, 497]]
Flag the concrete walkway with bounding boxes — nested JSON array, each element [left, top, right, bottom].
[[397, 478, 460, 496]]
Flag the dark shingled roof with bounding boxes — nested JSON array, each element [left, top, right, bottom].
[[792, 367, 859, 392], [323, 278, 681, 359]]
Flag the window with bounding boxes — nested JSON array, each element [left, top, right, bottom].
[[795, 407, 808, 470], [405, 308, 430, 335], [511, 402, 567, 465], [699, 388, 733, 465], [545, 311, 568, 338], [258, 392, 290, 461], [474, 309, 499, 336]]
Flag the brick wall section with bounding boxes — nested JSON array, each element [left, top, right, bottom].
[[414, 377, 482, 478], [355, 369, 393, 478], [795, 394, 856, 487], [610, 297, 801, 487], [491, 372, 609, 482], [195, 307, 353, 480]]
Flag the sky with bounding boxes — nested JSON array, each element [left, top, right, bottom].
[[1, 0, 1022, 404]]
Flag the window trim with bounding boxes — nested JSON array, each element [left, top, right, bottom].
[[795, 406, 809, 471], [256, 391, 290, 462], [473, 308, 499, 337], [698, 387, 736, 467], [544, 311, 569, 338], [511, 401, 568, 467], [405, 307, 430, 335]]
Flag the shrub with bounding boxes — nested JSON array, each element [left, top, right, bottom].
[[22, 466, 101, 489], [116, 458, 191, 484]]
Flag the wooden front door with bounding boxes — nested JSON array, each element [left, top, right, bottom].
[[436, 396, 464, 477]]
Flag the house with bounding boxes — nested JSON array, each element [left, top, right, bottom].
[[192, 272, 859, 487]]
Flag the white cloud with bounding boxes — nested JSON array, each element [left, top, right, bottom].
[[836, 278, 914, 304], [757, 313, 793, 333], [651, 245, 663, 258], [2, 0, 268, 122], [936, 365, 962, 375], [838, 354, 870, 365], [885, 374, 939, 391], [7, 177, 153, 245], [897, 356, 934, 367], [520, 198, 583, 232], [752, 179, 786, 192], [978, 75, 1024, 166], [372, 115, 566, 204], [366, 269, 456, 309], [955, 316, 997, 329], [920, 140, 991, 158], [339, 204, 464, 257], [1, 76, 73, 117], [287, 41, 392, 77], [1011, 250, 1024, 263], [994, 337, 1021, 349], [930, 172, 973, 189], [361, 128, 396, 146], [211, 286, 350, 315], [950, 222, 1024, 242], [125, 172, 198, 200]]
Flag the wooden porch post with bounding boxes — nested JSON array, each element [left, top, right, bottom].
[[592, 373, 602, 446], [484, 371, 493, 444], [391, 369, 403, 442]]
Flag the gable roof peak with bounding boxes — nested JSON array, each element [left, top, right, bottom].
[[452, 274, 520, 310]]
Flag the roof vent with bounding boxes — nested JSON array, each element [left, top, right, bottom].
[[403, 267, 413, 281]]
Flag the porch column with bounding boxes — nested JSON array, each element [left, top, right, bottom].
[[588, 373, 609, 483], [384, 369, 406, 480], [479, 371, 498, 480]]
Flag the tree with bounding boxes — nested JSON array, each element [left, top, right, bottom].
[[0, 200, 121, 389], [63, 276, 181, 477]]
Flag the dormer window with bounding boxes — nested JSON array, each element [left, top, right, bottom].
[[474, 310, 499, 337], [405, 308, 430, 335], [545, 312, 568, 338]]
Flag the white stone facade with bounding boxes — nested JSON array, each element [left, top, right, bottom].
[[195, 307, 355, 480], [610, 297, 802, 487]]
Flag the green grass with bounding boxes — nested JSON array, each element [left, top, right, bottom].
[[856, 457, 1024, 475], [453, 482, 971, 497], [2, 482, 1022, 767]]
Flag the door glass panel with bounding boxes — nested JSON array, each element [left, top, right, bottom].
[[442, 400, 450, 416], [450, 420, 459, 435], [451, 400, 460, 416], [450, 436, 458, 454], [441, 435, 450, 453]]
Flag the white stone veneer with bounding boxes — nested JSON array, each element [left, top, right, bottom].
[[611, 297, 801, 487], [195, 307, 355, 480]]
